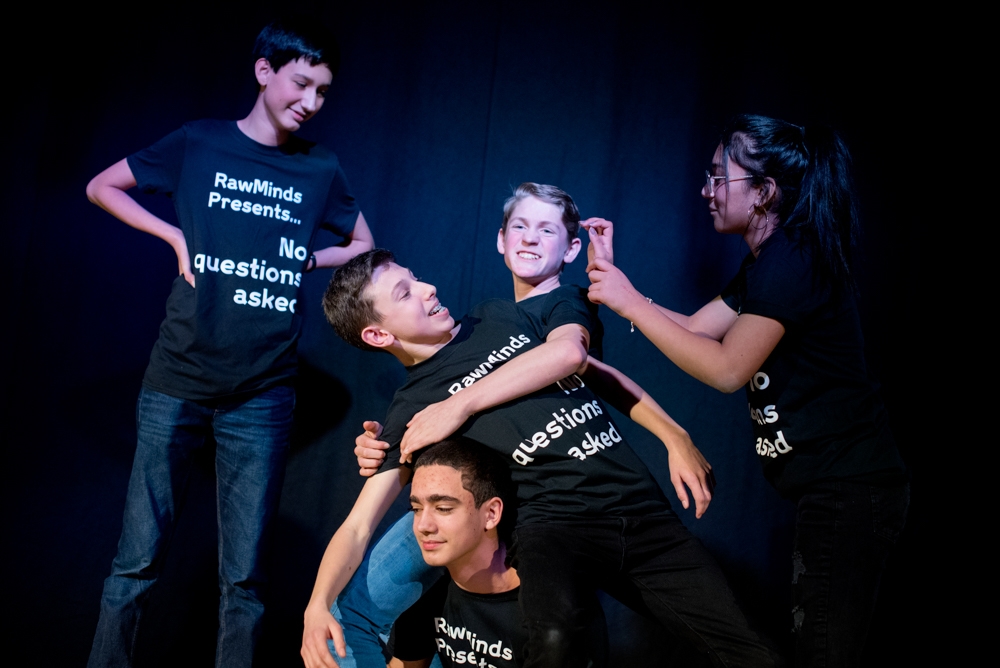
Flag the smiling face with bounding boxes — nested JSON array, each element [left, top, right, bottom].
[[256, 57, 333, 136], [411, 464, 499, 569], [360, 262, 455, 352], [497, 195, 582, 299]]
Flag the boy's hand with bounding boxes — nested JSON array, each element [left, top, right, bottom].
[[400, 395, 472, 462], [354, 421, 388, 476], [301, 603, 345, 668], [176, 236, 196, 287], [582, 218, 614, 266], [664, 434, 715, 519]]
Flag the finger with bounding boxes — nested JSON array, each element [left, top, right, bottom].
[[671, 474, 691, 511]]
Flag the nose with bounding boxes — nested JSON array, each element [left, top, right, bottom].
[[413, 509, 435, 535], [301, 88, 318, 114], [418, 281, 437, 300], [701, 181, 714, 200], [521, 226, 539, 244]]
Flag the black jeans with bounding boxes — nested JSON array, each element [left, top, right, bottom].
[[790, 480, 909, 667], [510, 513, 777, 668]]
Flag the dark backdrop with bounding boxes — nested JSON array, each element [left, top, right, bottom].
[[2, 2, 926, 665]]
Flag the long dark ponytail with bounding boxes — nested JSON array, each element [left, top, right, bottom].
[[720, 114, 860, 288]]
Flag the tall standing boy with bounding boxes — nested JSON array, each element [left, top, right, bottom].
[[86, 19, 373, 667]]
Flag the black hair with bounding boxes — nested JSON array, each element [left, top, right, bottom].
[[253, 17, 341, 76], [414, 438, 517, 543], [322, 249, 395, 351], [721, 114, 860, 288]]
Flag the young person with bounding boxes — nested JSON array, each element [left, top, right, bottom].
[[301, 249, 775, 668], [86, 19, 374, 667], [387, 437, 548, 668], [587, 115, 908, 666]]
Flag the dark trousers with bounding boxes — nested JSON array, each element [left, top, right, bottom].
[[791, 481, 909, 667], [510, 513, 777, 668]]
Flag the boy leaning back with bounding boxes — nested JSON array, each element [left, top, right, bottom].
[[86, 19, 373, 667]]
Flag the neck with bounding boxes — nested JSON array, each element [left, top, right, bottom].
[[448, 540, 519, 595], [744, 214, 779, 257], [390, 322, 462, 367], [512, 273, 561, 302], [237, 98, 289, 147]]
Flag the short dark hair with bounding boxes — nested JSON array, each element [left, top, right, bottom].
[[501, 183, 581, 240], [415, 438, 516, 539], [253, 17, 341, 75], [322, 249, 395, 351]]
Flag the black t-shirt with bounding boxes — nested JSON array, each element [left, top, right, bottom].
[[518, 285, 604, 360], [392, 577, 524, 668], [379, 290, 670, 525], [128, 120, 359, 400], [720, 229, 906, 495]]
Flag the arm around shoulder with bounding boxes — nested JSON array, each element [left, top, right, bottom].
[[399, 323, 589, 459]]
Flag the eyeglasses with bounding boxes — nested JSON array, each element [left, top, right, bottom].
[[704, 171, 754, 197]]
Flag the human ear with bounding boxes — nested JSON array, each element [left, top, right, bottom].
[[496, 229, 507, 255], [361, 325, 395, 349], [759, 177, 779, 211], [254, 58, 273, 88], [563, 237, 582, 264], [483, 497, 503, 531]]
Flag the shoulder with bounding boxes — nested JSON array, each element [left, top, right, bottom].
[[519, 284, 595, 336], [743, 229, 834, 325]]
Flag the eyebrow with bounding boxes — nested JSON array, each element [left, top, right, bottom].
[[409, 494, 462, 504]]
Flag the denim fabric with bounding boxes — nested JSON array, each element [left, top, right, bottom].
[[330, 512, 446, 668], [790, 480, 909, 668], [88, 385, 293, 668], [510, 514, 778, 668]]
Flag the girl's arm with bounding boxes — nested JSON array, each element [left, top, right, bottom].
[[588, 258, 784, 394]]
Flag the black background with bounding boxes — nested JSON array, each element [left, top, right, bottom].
[[1, 2, 927, 665]]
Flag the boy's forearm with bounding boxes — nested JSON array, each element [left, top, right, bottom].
[[314, 211, 374, 268], [449, 325, 588, 417], [306, 468, 409, 611], [582, 357, 688, 446]]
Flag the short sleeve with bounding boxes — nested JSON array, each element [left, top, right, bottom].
[[319, 162, 359, 237], [533, 286, 596, 338], [390, 576, 449, 661], [127, 126, 188, 196], [740, 235, 826, 328]]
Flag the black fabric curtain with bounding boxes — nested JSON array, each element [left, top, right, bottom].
[[1, 2, 924, 664]]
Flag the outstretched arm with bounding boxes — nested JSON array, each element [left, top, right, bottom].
[[86, 158, 194, 286], [582, 357, 714, 518], [313, 212, 375, 269], [399, 323, 590, 460], [588, 258, 784, 393], [301, 467, 411, 668]]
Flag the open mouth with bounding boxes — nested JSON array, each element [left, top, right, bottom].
[[429, 304, 445, 316], [517, 251, 541, 260]]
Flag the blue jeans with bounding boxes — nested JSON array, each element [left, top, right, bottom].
[[330, 512, 446, 668], [88, 385, 294, 668], [790, 480, 909, 668]]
